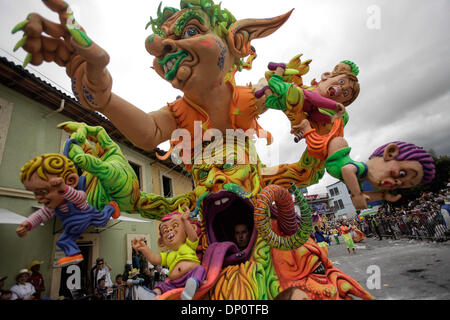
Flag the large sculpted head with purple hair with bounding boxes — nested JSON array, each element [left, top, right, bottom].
[[367, 141, 435, 190]]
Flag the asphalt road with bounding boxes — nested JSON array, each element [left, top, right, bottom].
[[327, 236, 450, 300]]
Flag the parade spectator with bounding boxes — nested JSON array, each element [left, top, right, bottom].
[[27, 260, 45, 299], [0, 275, 6, 291], [126, 268, 144, 286], [132, 249, 141, 270], [371, 216, 383, 240], [91, 258, 113, 293], [0, 276, 11, 300], [94, 277, 112, 300], [0, 290, 12, 300], [122, 263, 132, 283], [10, 269, 36, 300], [152, 265, 161, 286], [113, 274, 127, 300], [141, 268, 154, 289], [160, 267, 169, 282], [438, 198, 450, 231]]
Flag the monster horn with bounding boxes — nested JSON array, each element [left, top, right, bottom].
[[254, 182, 312, 250]]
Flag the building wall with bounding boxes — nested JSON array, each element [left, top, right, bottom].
[[0, 84, 193, 297], [326, 181, 356, 218], [150, 162, 193, 196]]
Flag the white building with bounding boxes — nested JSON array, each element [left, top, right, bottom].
[[326, 181, 356, 219]]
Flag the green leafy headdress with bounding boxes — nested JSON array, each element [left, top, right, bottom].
[[146, 0, 236, 40]]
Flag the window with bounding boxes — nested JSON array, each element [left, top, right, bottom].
[[129, 161, 143, 190], [162, 175, 173, 197], [329, 187, 339, 197], [334, 200, 344, 210]]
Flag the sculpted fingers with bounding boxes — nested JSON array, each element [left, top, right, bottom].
[[42, 0, 69, 15], [13, 1, 112, 111], [12, 13, 72, 67]]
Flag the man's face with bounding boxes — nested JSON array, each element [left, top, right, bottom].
[[23, 173, 66, 210], [234, 224, 250, 250], [316, 74, 357, 105], [31, 265, 40, 273], [18, 273, 29, 284], [145, 9, 233, 93]]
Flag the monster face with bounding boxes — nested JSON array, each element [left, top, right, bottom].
[[191, 138, 262, 264], [145, 9, 234, 93]]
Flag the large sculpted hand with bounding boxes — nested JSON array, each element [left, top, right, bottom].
[[58, 121, 196, 220], [12, 0, 112, 111], [58, 121, 140, 212]]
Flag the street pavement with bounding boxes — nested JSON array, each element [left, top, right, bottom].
[[327, 236, 450, 300]]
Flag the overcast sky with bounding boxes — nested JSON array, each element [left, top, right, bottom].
[[1, 0, 449, 194]]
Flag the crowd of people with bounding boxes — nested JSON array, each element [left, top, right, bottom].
[[90, 257, 170, 300], [357, 190, 450, 242], [1, 220, 251, 301], [313, 189, 450, 253], [0, 257, 170, 301], [0, 260, 49, 300]]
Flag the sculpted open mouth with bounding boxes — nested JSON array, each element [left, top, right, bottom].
[[203, 191, 256, 265], [379, 179, 395, 189], [328, 85, 340, 97], [167, 232, 175, 241], [158, 50, 189, 81]]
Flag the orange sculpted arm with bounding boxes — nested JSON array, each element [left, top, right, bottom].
[[103, 95, 177, 151]]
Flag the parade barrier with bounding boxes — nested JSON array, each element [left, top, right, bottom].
[[360, 210, 449, 242]]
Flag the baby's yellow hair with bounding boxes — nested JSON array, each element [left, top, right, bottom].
[[20, 153, 77, 183]]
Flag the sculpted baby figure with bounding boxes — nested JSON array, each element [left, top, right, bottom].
[[255, 59, 360, 137], [16, 153, 120, 267], [292, 119, 436, 210], [132, 209, 206, 300]]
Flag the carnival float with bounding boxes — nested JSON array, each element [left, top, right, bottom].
[[12, 0, 435, 300]]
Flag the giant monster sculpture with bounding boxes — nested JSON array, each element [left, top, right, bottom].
[[12, 0, 378, 299]]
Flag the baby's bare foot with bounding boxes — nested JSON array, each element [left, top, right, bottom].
[[291, 120, 312, 143], [291, 119, 312, 135]]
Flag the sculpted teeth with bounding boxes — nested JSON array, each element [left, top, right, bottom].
[[163, 58, 178, 75], [214, 197, 230, 206]]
